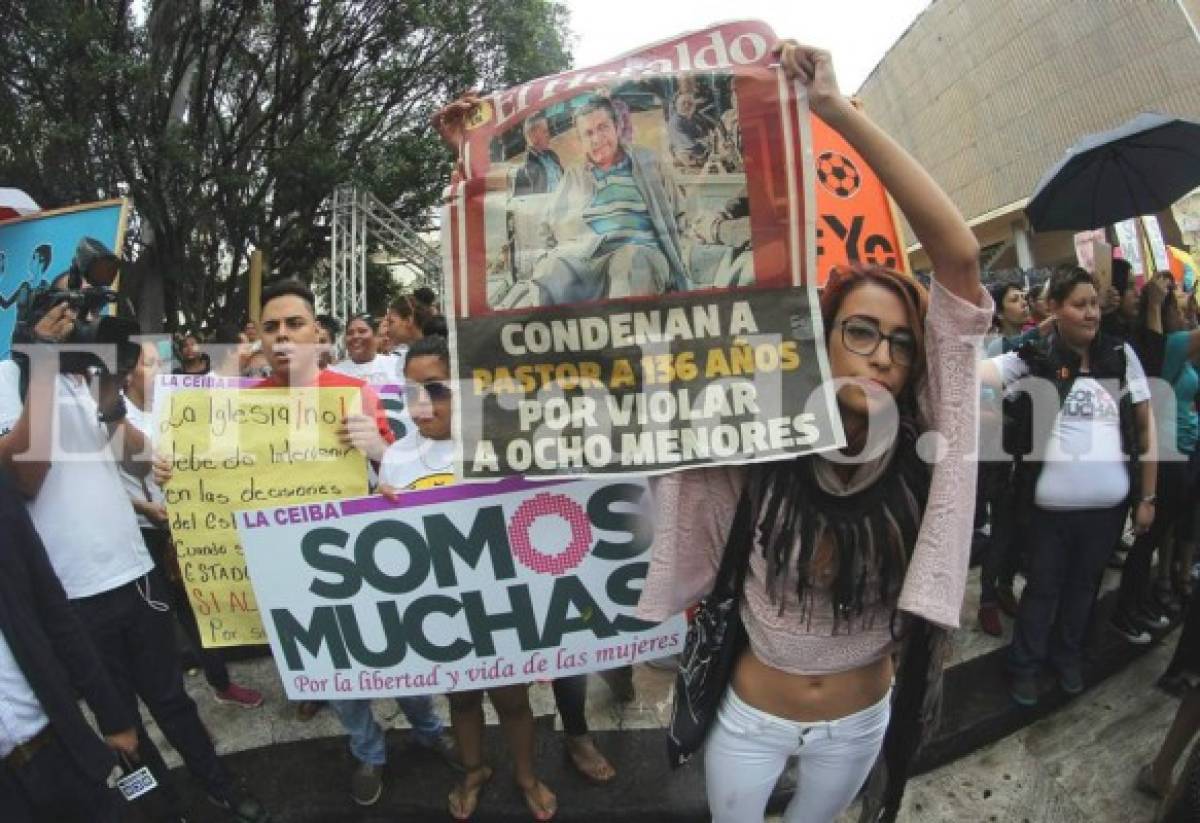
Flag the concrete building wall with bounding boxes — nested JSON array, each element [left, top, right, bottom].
[[1181, 0, 1200, 34], [857, 0, 1200, 259]]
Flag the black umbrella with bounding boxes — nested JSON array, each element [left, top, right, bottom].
[[1025, 112, 1200, 232]]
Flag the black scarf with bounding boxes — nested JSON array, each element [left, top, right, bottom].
[[745, 418, 931, 623]]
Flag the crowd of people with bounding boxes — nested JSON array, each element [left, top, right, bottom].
[[974, 263, 1200, 654], [1, 39, 1198, 823], [968, 259, 1200, 817], [166, 286, 442, 384]]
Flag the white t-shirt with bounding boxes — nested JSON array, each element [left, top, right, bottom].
[[990, 343, 1150, 510], [0, 360, 154, 598], [378, 434, 455, 490], [120, 396, 166, 529], [330, 354, 402, 387]]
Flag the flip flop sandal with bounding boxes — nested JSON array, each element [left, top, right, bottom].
[[448, 765, 493, 821], [564, 738, 616, 784], [518, 779, 558, 822]]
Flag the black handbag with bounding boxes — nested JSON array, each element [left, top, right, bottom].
[[666, 492, 753, 768]]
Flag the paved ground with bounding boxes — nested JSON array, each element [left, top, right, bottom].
[[874, 634, 1174, 823], [133, 565, 1180, 821]]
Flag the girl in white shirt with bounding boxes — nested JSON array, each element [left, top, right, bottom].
[[378, 335, 557, 822]]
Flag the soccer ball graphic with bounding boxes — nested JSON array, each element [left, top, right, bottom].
[[816, 151, 861, 199]]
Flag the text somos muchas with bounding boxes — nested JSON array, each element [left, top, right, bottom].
[[270, 484, 655, 671]]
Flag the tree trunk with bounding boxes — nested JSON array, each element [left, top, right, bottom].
[[136, 253, 166, 333]]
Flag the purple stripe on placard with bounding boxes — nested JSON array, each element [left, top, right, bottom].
[[338, 475, 577, 517], [156, 374, 257, 390]]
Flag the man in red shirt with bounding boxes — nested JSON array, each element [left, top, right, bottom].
[[252, 282, 387, 726], [256, 280, 456, 805], [253, 280, 392, 452], [156, 280, 456, 808]]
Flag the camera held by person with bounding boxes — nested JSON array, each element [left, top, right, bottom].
[[13, 237, 140, 376]]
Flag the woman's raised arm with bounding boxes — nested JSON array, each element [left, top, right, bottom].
[[777, 41, 982, 304]]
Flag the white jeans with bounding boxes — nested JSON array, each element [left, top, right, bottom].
[[704, 687, 891, 823]]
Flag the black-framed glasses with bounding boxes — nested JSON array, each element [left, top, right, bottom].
[[839, 316, 917, 367], [404, 380, 453, 404]]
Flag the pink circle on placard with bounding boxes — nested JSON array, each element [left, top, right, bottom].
[[507, 492, 593, 576]]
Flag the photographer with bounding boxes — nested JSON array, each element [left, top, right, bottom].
[[0, 241, 269, 823]]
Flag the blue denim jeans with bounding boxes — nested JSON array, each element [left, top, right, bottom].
[[330, 696, 443, 766], [1009, 504, 1127, 676]]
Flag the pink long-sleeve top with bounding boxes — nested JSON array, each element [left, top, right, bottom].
[[637, 278, 993, 675]]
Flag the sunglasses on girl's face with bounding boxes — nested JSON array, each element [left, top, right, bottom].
[[404, 380, 453, 403]]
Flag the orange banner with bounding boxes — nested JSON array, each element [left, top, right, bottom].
[[809, 113, 907, 284]]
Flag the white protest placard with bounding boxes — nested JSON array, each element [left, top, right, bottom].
[[1073, 228, 1106, 271], [1144, 216, 1170, 272], [1114, 218, 1145, 275], [236, 476, 684, 698]]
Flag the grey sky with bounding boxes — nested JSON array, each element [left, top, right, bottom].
[[563, 0, 931, 92]]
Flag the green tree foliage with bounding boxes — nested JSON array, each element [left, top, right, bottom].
[[0, 0, 572, 332]]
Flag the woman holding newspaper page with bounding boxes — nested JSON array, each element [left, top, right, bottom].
[[633, 43, 989, 822], [377, 335, 558, 821]]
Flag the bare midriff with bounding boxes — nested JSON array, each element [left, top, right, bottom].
[[731, 648, 893, 722]]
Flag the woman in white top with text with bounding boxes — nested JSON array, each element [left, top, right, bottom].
[[982, 265, 1156, 707]]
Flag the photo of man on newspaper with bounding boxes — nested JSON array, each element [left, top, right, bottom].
[[484, 73, 753, 310]]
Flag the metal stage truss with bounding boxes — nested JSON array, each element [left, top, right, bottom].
[[328, 185, 441, 321]]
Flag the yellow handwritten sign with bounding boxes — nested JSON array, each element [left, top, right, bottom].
[[160, 388, 368, 648]]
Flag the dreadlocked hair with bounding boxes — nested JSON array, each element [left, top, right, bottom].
[[748, 264, 932, 623]]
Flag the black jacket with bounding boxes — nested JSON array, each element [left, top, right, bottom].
[[0, 471, 134, 782]]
